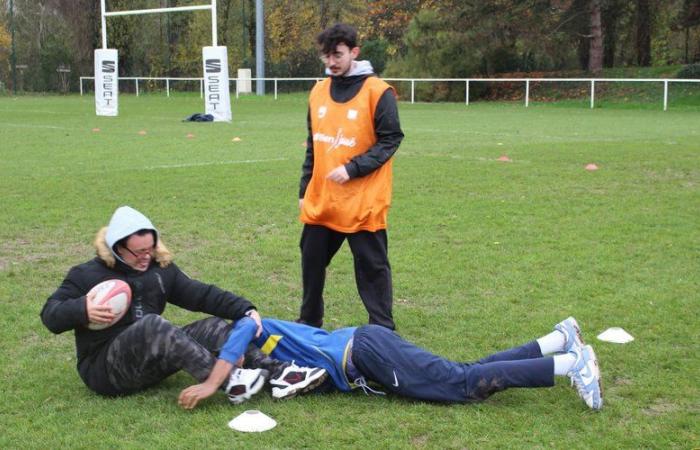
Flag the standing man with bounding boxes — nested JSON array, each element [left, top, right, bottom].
[[298, 23, 404, 330]]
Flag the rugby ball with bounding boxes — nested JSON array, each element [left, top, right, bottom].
[[87, 279, 132, 330]]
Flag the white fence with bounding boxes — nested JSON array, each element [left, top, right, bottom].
[[79, 76, 700, 111]]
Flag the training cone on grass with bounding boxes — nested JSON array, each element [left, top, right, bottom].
[[228, 410, 277, 433], [597, 327, 634, 343], [91, 128, 101, 132], [497, 155, 512, 162], [186, 133, 195, 139], [232, 137, 242, 142], [585, 163, 599, 171], [138, 130, 147, 136]]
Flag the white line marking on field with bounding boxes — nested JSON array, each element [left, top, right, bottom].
[[2, 123, 68, 130], [144, 157, 288, 170], [0, 109, 67, 115]]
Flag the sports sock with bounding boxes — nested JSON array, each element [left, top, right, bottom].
[[536, 330, 566, 355], [552, 352, 577, 376]]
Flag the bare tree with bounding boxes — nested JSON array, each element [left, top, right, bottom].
[[635, 0, 652, 66], [602, 0, 625, 67], [589, 0, 604, 73]]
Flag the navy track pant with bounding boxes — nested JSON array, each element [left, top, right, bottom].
[[351, 325, 554, 403]]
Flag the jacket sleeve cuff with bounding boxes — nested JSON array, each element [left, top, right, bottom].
[[345, 162, 359, 178]]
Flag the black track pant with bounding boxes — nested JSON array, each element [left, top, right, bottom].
[[299, 224, 395, 330], [104, 314, 231, 395]]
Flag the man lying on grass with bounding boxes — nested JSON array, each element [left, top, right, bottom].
[[179, 316, 603, 410], [41, 206, 327, 405]]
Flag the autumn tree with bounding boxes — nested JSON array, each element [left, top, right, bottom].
[[0, 21, 10, 90], [265, 1, 319, 76]]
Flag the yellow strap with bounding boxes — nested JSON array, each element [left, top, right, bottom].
[[260, 334, 283, 355]]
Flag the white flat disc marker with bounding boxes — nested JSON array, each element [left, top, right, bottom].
[[228, 410, 277, 432], [597, 327, 634, 344]]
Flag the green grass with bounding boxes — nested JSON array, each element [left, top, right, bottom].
[[0, 93, 698, 449]]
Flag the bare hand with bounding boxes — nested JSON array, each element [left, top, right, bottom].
[[326, 165, 349, 184], [178, 382, 218, 410], [86, 292, 115, 325], [247, 310, 263, 338], [298, 198, 304, 209]]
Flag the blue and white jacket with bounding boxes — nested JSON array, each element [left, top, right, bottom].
[[255, 319, 357, 392], [220, 318, 357, 392]]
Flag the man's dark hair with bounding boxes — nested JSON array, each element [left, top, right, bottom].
[[114, 229, 155, 251], [317, 23, 358, 55]]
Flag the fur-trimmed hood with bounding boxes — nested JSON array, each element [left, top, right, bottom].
[[99, 205, 172, 268], [94, 227, 172, 269]]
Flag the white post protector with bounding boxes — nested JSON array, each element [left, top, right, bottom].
[[94, 49, 118, 116], [202, 46, 232, 122]]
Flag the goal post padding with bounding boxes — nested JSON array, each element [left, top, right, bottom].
[[94, 49, 118, 116]]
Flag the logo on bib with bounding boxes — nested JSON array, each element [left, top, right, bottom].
[[313, 128, 356, 153]]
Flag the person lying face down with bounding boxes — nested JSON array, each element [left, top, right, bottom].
[[179, 316, 603, 410]]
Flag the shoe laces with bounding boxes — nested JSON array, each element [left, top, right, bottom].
[[354, 377, 386, 396]]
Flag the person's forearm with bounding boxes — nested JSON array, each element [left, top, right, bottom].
[[205, 358, 235, 389], [179, 358, 239, 409], [300, 108, 314, 197]]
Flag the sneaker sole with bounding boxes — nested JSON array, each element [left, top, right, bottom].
[[573, 345, 603, 410], [571, 318, 586, 349], [587, 346, 603, 410], [272, 370, 329, 400], [558, 317, 585, 352]]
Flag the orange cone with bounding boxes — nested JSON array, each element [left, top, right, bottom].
[[585, 163, 599, 171]]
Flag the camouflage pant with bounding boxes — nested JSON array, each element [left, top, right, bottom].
[[106, 314, 231, 394], [105, 314, 287, 395]]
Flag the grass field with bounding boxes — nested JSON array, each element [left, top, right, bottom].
[[0, 93, 698, 449]]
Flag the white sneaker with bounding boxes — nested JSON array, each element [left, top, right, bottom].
[[225, 368, 268, 405], [270, 363, 328, 400], [555, 316, 585, 353], [568, 345, 603, 410]]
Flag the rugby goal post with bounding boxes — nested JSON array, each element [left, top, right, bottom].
[[96, 0, 232, 121]]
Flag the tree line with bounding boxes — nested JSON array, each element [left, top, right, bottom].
[[1, 0, 699, 93]]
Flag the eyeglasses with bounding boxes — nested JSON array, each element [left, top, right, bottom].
[[319, 51, 347, 63], [123, 245, 155, 258]]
